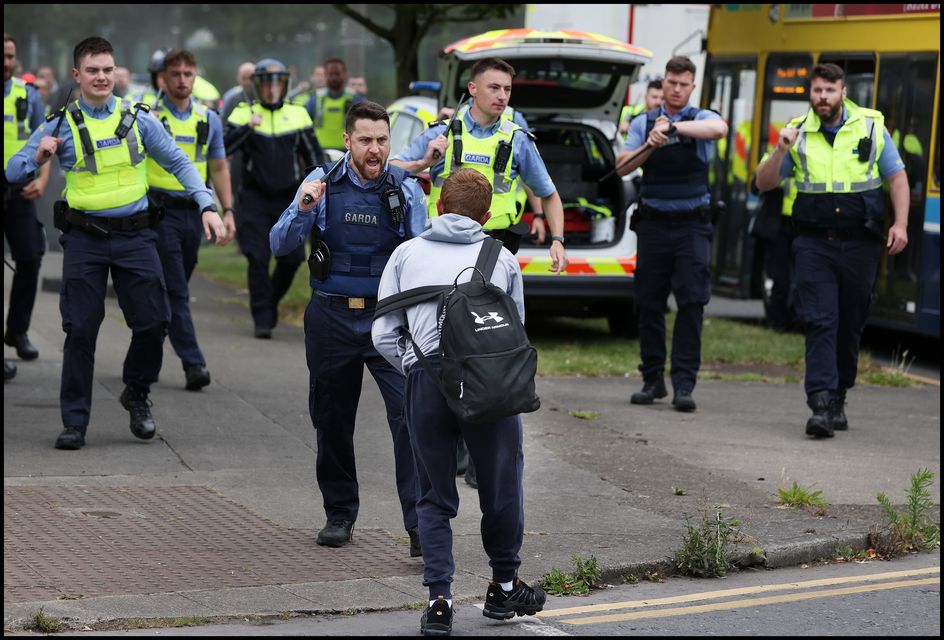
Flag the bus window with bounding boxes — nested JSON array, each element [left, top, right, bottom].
[[760, 54, 812, 157], [874, 53, 938, 319], [818, 54, 875, 107]]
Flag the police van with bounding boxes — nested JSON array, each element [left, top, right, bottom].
[[395, 29, 652, 336]]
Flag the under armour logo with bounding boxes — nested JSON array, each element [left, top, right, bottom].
[[471, 311, 503, 325]]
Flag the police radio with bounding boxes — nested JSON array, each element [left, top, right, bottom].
[[493, 140, 513, 173], [856, 121, 875, 163], [450, 118, 463, 166], [15, 97, 27, 122], [383, 186, 405, 224], [195, 120, 209, 147]]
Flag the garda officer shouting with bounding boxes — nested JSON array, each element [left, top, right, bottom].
[[148, 49, 236, 391], [616, 56, 728, 413], [755, 63, 909, 439], [5, 37, 227, 450], [269, 101, 425, 555], [225, 58, 324, 338], [391, 57, 568, 269], [4, 33, 49, 362]]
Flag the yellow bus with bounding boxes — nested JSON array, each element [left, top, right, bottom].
[[703, 4, 940, 337]]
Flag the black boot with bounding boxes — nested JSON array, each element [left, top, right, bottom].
[[829, 388, 848, 431], [4, 331, 38, 361], [805, 390, 834, 438], [120, 386, 157, 440], [631, 376, 667, 405]]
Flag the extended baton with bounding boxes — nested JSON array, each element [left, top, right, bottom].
[[598, 123, 676, 183], [301, 151, 348, 206], [432, 92, 466, 161], [42, 86, 73, 158]]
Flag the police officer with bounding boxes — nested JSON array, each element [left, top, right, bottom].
[[391, 57, 568, 268], [616, 56, 728, 413], [305, 57, 363, 152], [6, 37, 227, 450], [756, 63, 909, 439], [4, 33, 49, 362], [148, 49, 235, 391], [269, 101, 425, 555], [619, 79, 663, 136], [225, 58, 323, 338]]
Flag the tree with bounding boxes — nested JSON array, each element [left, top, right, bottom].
[[332, 4, 518, 97]]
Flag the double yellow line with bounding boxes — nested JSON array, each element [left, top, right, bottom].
[[538, 566, 940, 625]]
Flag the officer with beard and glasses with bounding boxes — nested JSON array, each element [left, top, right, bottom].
[[269, 100, 427, 556]]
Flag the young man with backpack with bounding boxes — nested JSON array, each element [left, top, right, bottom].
[[372, 169, 545, 637]]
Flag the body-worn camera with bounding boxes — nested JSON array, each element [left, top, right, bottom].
[[493, 140, 512, 173], [308, 238, 332, 282]]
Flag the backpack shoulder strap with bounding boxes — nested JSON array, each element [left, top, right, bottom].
[[474, 237, 503, 283], [373, 285, 451, 320]]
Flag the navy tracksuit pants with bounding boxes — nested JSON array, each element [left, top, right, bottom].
[[58, 225, 170, 430], [4, 191, 46, 337], [405, 356, 524, 601], [634, 218, 713, 392], [304, 292, 419, 532], [792, 234, 881, 396], [155, 202, 205, 370]]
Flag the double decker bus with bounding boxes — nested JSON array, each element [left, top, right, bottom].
[[703, 4, 940, 338]]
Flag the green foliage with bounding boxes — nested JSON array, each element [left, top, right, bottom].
[[29, 609, 61, 634], [777, 481, 830, 508], [672, 486, 687, 496], [569, 410, 599, 420], [542, 555, 602, 596], [673, 506, 741, 578], [876, 469, 941, 554]]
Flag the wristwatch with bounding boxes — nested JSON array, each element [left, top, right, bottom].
[[551, 235, 565, 245], [201, 204, 219, 214], [532, 212, 546, 220], [223, 207, 235, 214]]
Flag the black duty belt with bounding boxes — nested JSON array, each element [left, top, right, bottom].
[[637, 204, 711, 225], [313, 290, 378, 310], [795, 226, 876, 242], [151, 191, 198, 210], [66, 210, 151, 234]]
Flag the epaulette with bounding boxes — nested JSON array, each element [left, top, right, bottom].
[[428, 120, 446, 128], [134, 102, 151, 113], [45, 110, 61, 123]]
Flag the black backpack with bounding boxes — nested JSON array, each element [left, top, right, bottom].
[[374, 238, 540, 424]]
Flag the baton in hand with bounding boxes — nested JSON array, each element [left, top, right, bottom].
[[432, 92, 466, 161], [43, 87, 73, 158], [302, 152, 348, 206]]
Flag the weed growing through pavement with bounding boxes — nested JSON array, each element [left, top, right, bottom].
[[672, 486, 687, 496], [778, 481, 830, 508], [29, 609, 61, 633], [874, 468, 941, 555], [569, 410, 600, 420], [542, 555, 603, 596], [673, 504, 742, 578]]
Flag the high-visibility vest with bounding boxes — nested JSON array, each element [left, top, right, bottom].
[[428, 115, 522, 230], [146, 101, 210, 191], [63, 97, 148, 211], [313, 90, 354, 150], [227, 100, 312, 135], [4, 78, 32, 169]]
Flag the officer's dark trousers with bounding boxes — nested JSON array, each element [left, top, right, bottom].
[[304, 292, 419, 532], [405, 356, 524, 600], [58, 226, 170, 430], [634, 218, 712, 392], [155, 202, 205, 370], [237, 188, 304, 330], [792, 235, 881, 396], [763, 222, 796, 331], [4, 191, 46, 336]]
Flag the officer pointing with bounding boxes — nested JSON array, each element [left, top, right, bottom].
[[6, 36, 226, 450], [755, 62, 909, 439]]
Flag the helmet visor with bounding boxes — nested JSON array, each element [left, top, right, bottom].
[[253, 73, 289, 106]]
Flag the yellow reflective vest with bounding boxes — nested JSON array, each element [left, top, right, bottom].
[[146, 100, 210, 191], [313, 90, 355, 150], [4, 78, 32, 169]]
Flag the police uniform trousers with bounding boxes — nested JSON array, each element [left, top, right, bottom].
[[154, 198, 205, 370], [304, 291, 419, 531], [4, 190, 46, 337], [762, 220, 797, 331], [58, 224, 170, 430], [236, 188, 304, 331], [405, 355, 523, 600], [634, 217, 712, 392], [792, 234, 881, 396]]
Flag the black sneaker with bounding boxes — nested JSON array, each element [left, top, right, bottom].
[[316, 520, 354, 547], [631, 377, 667, 405], [55, 426, 86, 450], [119, 387, 156, 440], [483, 578, 546, 620], [672, 389, 697, 412], [420, 596, 452, 636], [408, 527, 422, 558], [184, 364, 211, 391]]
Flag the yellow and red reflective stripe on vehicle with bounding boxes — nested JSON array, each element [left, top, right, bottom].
[[443, 28, 652, 58], [517, 255, 637, 276]]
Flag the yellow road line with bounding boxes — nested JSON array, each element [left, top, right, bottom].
[[538, 566, 940, 617], [562, 577, 940, 625]]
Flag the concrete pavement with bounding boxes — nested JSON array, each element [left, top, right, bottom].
[[3, 250, 940, 632]]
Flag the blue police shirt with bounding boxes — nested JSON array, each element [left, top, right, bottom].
[[395, 108, 556, 198], [149, 95, 226, 196], [269, 158, 429, 257], [779, 106, 905, 180], [5, 95, 214, 217], [304, 89, 365, 124], [4, 78, 46, 133], [624, 104, 721, 212]]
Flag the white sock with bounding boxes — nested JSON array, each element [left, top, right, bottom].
[[430, 598, 453, 608], [499, 580, 514, 592]]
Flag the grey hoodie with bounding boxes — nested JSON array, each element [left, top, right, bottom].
[[372, 213, 525, 375]]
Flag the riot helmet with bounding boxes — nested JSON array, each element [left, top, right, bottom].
[[147, 48, 169, 90], [252, 58, 290, 109]]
